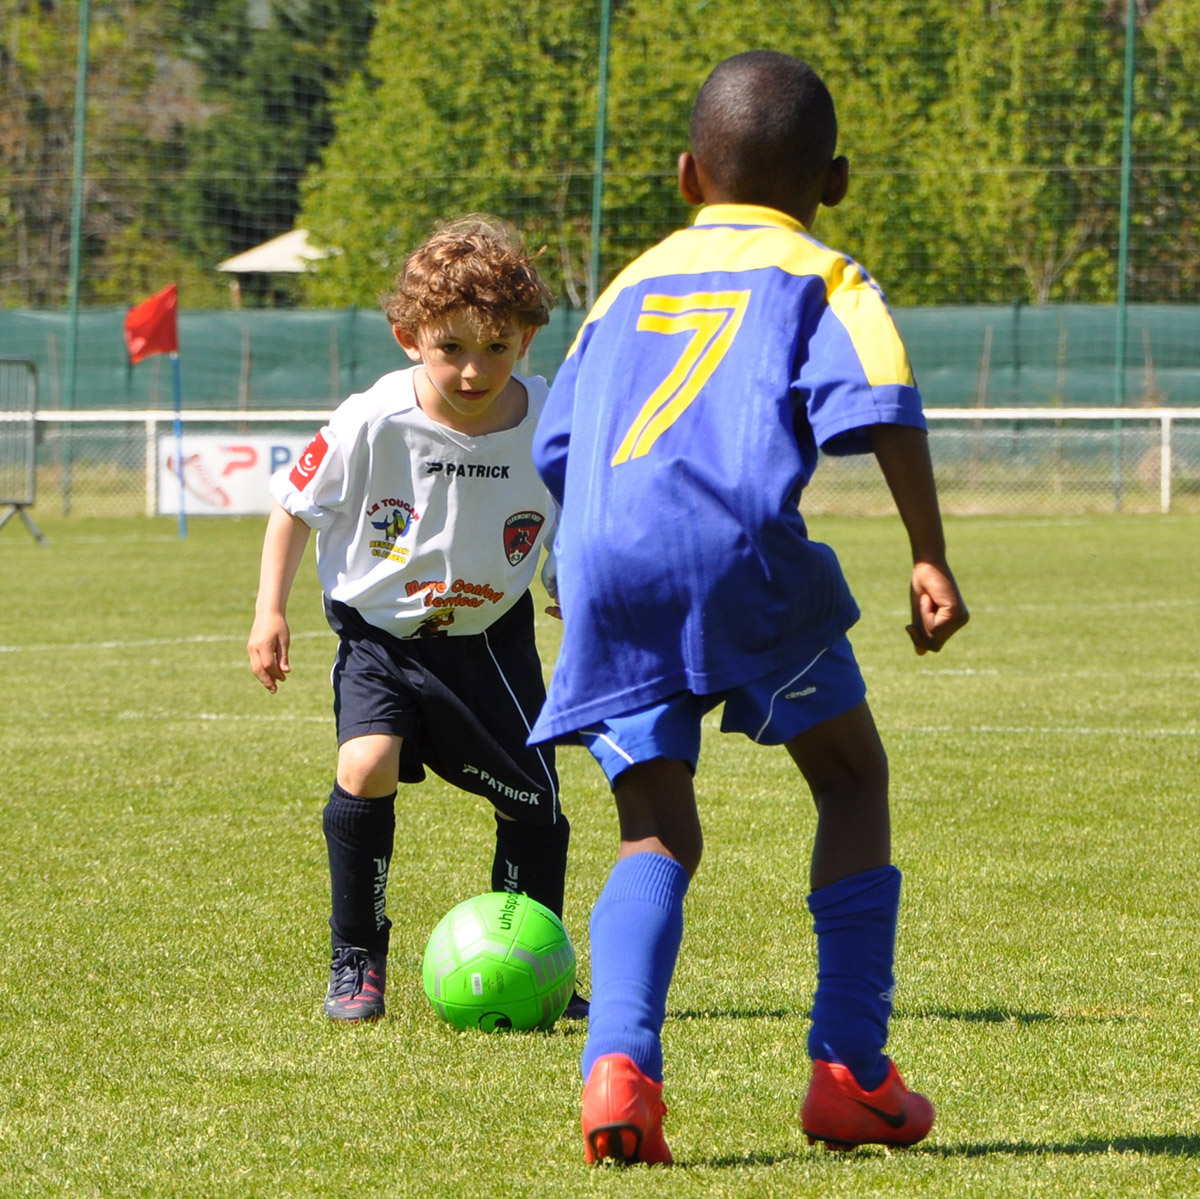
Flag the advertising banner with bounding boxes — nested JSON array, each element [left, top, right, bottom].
[[157, 433, 313, 516]]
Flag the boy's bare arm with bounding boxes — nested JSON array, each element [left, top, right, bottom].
[[247, 504, 312, 691], [870, 424, 969, 655]]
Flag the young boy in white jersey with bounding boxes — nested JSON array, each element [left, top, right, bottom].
[[248, 215, 586, 1022]]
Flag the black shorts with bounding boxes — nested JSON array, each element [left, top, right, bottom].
[[326, 591, 559, 824]]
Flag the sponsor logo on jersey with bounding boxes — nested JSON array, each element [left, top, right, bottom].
[[413, 610, 455, 637], [425, 460, 512, 479], [504, 510, 545, 566], [366, 497, 419, 563], [366, 498, 419, 563], [289, 431, 329, 488], [405, 577, 506, 608], [366, 496, 419, 530], [370, 507, 412, 541], [785, 686, 817, 699], [462, 763, 541, 806]]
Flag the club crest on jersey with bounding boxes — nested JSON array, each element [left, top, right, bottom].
[[289, 431, 329, 488], [504, 511, 544, 566]]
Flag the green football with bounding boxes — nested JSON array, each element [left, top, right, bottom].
[[421, 892, 576, 1032]]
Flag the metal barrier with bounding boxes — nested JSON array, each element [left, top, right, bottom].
[[0, 358, 45, 543], [15, 407, 1200, 521]]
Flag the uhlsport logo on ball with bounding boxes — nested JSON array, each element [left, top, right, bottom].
[[422, 892, 576, 1031]]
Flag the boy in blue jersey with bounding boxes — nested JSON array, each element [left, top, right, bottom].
[[530, 51, 969, 1162]]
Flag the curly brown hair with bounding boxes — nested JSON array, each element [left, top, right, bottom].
[[381, 215, 553, 339]]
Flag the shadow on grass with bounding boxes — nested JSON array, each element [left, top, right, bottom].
[[682, 1149, 802, 1168], [909, 1007, 1055, 1024], [668, 1007, 791, 1022], [907, 1007, 1142, 1025], [683, 1134, 1200, 1169], [928, 1134, 1200, 1158], [661, 1006, 1141, 1026]]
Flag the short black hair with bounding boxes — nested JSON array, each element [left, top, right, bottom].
[[689, 51, 838, 206]]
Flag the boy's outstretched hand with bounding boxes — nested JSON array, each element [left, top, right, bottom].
[[906, 560, 968, 655]]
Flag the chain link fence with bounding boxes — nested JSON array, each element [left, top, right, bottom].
[[27, 408, 1200, 522], [5, 2, 1200, 527]]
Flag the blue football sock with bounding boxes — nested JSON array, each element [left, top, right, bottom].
[[581, 852, 690, 1085], [807, 864, 902, 1091]]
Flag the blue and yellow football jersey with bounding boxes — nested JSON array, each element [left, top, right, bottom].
[[530, 204, 926, 742]]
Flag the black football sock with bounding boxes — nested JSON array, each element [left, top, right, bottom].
[[491, 812, 570, 920], [323, 782, 396, 954]]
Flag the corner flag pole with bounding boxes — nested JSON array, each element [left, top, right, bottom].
[[123, 281, 182, 534], [171, 350, 186, 539], [1111, 0, 1137, 512], [62, 0, 92, 516]]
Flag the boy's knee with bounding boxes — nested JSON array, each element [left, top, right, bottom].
[[802, 747, 888, 809], [336, 733, 402, 797], [613, 758, 703, 876], [786, 702, 888, 796]]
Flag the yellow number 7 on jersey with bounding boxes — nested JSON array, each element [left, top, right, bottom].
[[610, 289, 752, 465]]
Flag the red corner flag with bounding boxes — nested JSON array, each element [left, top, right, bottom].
[[124, 283, 178, 364]]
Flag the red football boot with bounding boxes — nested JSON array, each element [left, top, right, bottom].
[[581, 1053, 673, 1165], [801, 1058, 934, 1150]]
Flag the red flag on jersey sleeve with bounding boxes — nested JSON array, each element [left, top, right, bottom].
[[124, 283, 179, 364]]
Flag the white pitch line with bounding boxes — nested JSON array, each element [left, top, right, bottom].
[[901, 725, 1197, 737], [871, 597, 1200, 617], [0, 631, 331, 654], [119, 716, 1189, 735], [974, 598, 1200, 613], [912, 667, 1200, 680], [116, 712, 329, 722], [915, 668, 1001, 676]]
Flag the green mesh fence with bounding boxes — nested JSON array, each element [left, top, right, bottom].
[[3, 1, 1198, 311], [2, 0, 1199, 519], [3, 304, 1200, 411]]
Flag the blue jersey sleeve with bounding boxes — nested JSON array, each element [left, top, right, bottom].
[[800, 257, 926, 456], [533, 352, 577, 505]]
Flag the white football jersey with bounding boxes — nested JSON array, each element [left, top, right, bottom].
[[271, 366, 558, 639]]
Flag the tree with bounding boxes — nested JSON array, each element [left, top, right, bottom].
[[175, 0, 375, 305], [0, 0, 103, 307], [4, 0, 1195, 313], [0, 0, 375, 309], [299, 0, 600, 309], [591, 0, 960, 299], [905, 0, 1130, 304], [0, 0, 225, 306], [1135, 0, 1200, 301]]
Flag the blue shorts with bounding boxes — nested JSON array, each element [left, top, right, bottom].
[[578, 636, 866, 785]]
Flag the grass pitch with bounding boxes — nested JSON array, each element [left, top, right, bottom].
[[1, 511, 1197, 1198]]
